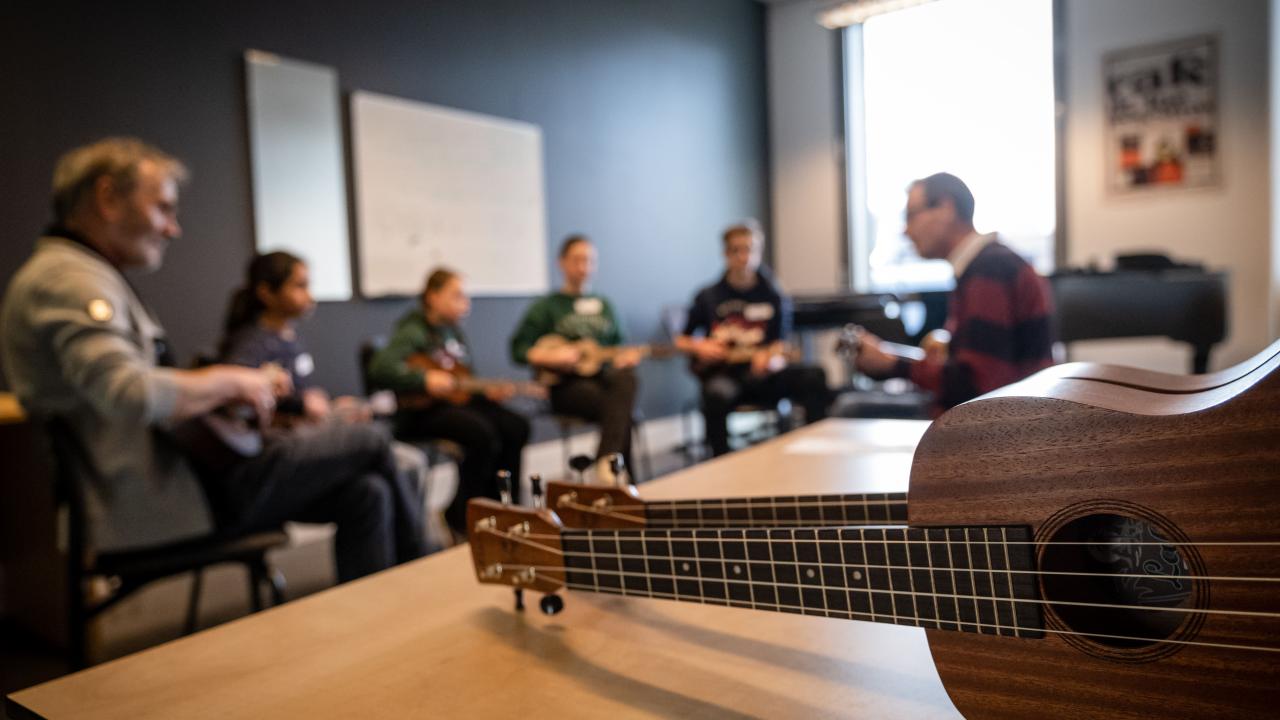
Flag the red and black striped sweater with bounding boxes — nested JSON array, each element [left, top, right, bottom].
[[894, 241, 1055, 414]]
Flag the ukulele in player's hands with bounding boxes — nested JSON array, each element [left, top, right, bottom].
[[529, 334, 676, 384], [169, 362, 292, 474], [836, 324, 929, 380], [399, 352, 545, 408]]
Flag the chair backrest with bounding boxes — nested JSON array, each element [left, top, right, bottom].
[[358, 336, 387, 397], [44, 416, 94, 521]]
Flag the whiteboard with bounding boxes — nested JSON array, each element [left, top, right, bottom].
[[351, 90, 549, 297], [245, 51, 352, 301]]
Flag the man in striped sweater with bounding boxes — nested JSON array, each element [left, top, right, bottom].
[[855, 173, 1054, 414]]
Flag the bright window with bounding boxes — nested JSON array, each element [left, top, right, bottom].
[[846, 0, 1056, 292]]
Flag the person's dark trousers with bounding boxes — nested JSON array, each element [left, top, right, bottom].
[[396, 397, 531, 535], [549, 366, 638, 474], [700, 364, 830, 457], [217, 421, 428, 584]]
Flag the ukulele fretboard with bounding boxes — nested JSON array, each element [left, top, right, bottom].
[[563, 525, 1043, 637]]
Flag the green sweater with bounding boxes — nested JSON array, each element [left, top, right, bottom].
[[368, 309, 471, 394], [509, 292, 624, 365]]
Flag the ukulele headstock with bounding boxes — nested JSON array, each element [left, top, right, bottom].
[[466, 498, 566, 594], [835, 324, 865, 359], [545, 481, 646, 529]]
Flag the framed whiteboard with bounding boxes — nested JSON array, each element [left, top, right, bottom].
[[245, 51, 352, 301], [351, 91, 549, 297]]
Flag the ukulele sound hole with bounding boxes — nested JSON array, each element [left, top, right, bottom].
[[1040, 513, 1193, 650]]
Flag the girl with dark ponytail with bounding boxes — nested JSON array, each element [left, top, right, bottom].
[[220, 251, 305, 358], [218, 251, 326, 419], [217, 251, 432, 561]]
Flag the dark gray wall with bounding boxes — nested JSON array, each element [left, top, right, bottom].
[[0, 0, 769, 422]]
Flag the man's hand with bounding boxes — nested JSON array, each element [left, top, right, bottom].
[[168, 365, 290, 422], [852, 330, 904, 380], [921, 329, 951, 364], [530, 343, 582, 371], [425, 369, 459, 398], [691, 337, 728, 364], [302, 388, 332, 421], [260, 362, 293, 398], [221, 365, 282, 424], [612, 347, 643, 370]]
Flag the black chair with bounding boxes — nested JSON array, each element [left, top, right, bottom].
[[47, 417, 287, 669]]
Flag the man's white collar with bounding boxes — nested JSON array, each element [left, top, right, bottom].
[[947, 231, 995, 278]]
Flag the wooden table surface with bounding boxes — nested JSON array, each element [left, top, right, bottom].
[[8, 419, 963, 719]]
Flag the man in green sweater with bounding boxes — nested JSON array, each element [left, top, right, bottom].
[[510, 235, 640, 484]]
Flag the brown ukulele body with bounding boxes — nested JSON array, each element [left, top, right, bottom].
[[911, 349, 1280, 718], [403, 352, 541, 407], [405, 352, 474, 405], [530, 334, 673, 380], [1042, 337, 1280, 395]]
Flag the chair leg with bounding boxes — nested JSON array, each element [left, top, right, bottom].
[[632, 422, 653, 483], [680, 409, 692, 465], [184, 569, 204, 636], [65, 498, 89, 670], [67, 574, 87, 671]]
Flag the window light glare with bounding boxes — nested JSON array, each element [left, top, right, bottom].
[[818, 0, 939, 29]]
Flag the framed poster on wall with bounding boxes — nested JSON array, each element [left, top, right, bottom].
[[1105, 34, 1219, 194]]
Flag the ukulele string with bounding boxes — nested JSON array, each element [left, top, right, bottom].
[[490, 560, 1280, 654]]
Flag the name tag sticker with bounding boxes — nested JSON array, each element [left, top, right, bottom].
[[743, 303, 775, 322], [294, 353, 315, 377], [574, 297, 603, 316], [445, 338, 466, 359]]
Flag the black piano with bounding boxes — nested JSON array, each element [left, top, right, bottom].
[[1050, 260, 1228, 373]]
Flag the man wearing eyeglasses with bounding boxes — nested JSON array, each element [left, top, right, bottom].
[[854, 172, 1054, 413]]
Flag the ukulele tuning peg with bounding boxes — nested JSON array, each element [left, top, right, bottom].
[[539, 593, 565, 616], [496, 470, 513, 506], [607, 453, 626, 488], [569, 454, 593, 483], [529, 474, 545, 509], [513, 587, 525, 612]]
